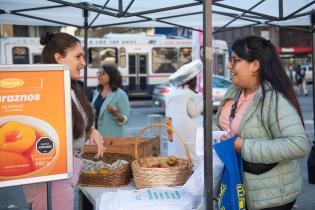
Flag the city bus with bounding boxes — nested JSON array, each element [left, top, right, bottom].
[[0, 33, 229, 97]]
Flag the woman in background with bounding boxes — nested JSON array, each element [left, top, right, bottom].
[[92, 65, 130, 137]]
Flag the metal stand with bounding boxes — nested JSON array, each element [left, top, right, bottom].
[[203, 0, 213, 209], [47, 182, 52, 210], [308, 11, 315, 185]]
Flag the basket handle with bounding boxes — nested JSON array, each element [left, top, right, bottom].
[[134, 123, 191, 162]]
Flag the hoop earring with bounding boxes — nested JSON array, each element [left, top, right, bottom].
[[251, 71, 256, 77]]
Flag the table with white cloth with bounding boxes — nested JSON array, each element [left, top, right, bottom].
[[78, 181, 135, 210], [78, 180, 205, 210]]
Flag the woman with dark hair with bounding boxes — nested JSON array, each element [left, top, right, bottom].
[[23, 32, 104, 210], [214, 36, 308, 209], [92, 65, 130, 137]]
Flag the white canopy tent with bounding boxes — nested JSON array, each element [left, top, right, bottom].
[[0, 0, 315, 29], [1, 1, 315, 210]]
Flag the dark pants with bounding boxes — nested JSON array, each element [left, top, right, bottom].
[[261, 200, 296, 210]]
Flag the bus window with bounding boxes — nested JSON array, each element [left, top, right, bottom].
[[179, 47, 192, 67], [33, 54, 41, 64], [89, 47, 118, 68], [12, 47, 30, 64], [152, 47, 178, 73], [213, 54, 225, 76], [119, 47, 126, 68]]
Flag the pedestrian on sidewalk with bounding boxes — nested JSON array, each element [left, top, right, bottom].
[[213, 36, 308, 210], [295, 65, 308, 96], [23, 32, 104, 210], [285, 63, 294, 85]]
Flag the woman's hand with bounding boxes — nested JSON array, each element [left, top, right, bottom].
[[106, 104, 118, 117], [217, 129, 244, 153], [89, 128, 104, 158], [107, 104, 124, 123], [219, 129, 236, 141], [234, 137, 244, 153]]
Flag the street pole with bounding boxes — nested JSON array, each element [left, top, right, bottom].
[[203, 0, 213, 209], [307, 10, 315, 184], [83, 7, 89, 91], [47, 182, 52, 210]]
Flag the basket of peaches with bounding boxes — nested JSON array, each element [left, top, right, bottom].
[[78, 152, 133, 187], [131, 123, 193, 189]]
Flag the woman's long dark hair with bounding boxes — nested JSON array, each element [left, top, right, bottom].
[[231, 36, 304, 127], [97, 65, 122, 91], [40, 32, 94, 138]]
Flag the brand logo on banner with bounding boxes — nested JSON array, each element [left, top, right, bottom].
[[0, 78, 24, 88]]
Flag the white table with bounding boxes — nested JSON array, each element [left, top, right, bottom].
[[78, 181, 206, 210], [78, 181, 136, 210]]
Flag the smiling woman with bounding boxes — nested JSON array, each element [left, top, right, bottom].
[[23, 32, 104, 210], [214, 36, 308, 210]]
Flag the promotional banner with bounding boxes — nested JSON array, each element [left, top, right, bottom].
[[192, 29, 204, 93], [0, 65, 73, 188]]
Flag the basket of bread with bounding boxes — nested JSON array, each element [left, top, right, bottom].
[[79, 152, 133, 187]]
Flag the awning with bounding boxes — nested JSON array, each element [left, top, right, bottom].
[[276, 47, 312, 53]]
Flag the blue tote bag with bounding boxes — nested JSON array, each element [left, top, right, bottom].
[[213, 136, 246, 210]]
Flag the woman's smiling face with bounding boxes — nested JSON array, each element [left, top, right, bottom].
[[227, 52, 259, 89], [55, 42, 86, 80]]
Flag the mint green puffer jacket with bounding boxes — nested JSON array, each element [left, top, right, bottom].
[[213, 82, 308, 210]]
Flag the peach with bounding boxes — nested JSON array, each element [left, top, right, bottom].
[[0, 121, 37, 153], [0, 150, 32, 176], [166, 156, 178, 166]]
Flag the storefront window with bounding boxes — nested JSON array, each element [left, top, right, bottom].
[[89, 47, 118, 68], [213, 54, 225, 76], [33, 54, 41, 64], [179, 47, 192, 67], [119, 47, 126, 68], [152, 47, 178, 73], [12, 47, 29, 64]]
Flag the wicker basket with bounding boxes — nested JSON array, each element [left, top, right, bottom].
[[132, 123, 193, 189], [78, 152, 133, 187]]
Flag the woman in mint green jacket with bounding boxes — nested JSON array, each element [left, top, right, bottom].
[[214, 36, 308, 210], [92, 65, 130, 137]]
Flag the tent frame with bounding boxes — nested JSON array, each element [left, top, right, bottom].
[[2, 1, 315, 209], [5, 1, 315, 30]]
